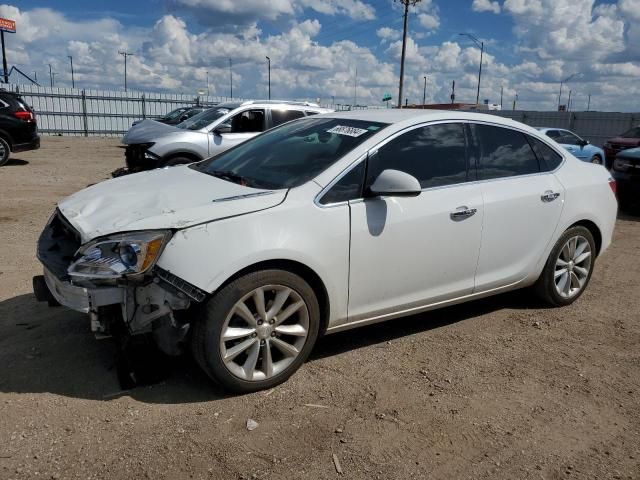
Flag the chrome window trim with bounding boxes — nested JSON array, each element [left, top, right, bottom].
[[314, 118, 567, 209]]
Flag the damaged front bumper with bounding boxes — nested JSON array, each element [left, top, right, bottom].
[[34, 210, 206, 352]]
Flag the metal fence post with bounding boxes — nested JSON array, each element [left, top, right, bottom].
[[569, 113, 576, 131], [81, 89, 88, 137], [141, 93, 146, 119]]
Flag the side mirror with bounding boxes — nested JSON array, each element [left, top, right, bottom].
[[579, 139, 589, 146], [213, 123, 232, 135], [368, 169, 421, 197]]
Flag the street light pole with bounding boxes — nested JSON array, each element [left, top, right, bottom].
[[459, 33, 484, 105], [500, 85, 503, 110], [67, 55, 75, 89], [396, 0, 423, 109], [206, 70, 209, 96], [48, 63, 54, 88], [422, 75, 427, 108], [229, 58, 233, 99], [118, 51, 134, 92], [558, 73, 577, 110], [265, 56, 271, 100]]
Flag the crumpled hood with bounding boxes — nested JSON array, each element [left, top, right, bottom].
[[122, 119, 181, 145], [58, 166, 286, 242]]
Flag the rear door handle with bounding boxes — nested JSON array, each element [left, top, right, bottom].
[[541, 190, 561, 202], [450, 206, 477, 221]]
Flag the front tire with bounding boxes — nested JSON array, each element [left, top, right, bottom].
[[534, 226, 596, 307], [590, 154, 602, 165], [191, 270, 320, 393], [0, 137, 10, 166]]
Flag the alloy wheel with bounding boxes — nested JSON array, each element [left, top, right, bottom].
[[219, 284, 310, 381], [554, 235, 592, 299]]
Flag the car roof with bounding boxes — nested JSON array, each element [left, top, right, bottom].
[[536, 127, 569, 133], [214, 100, 331, 112], [320, 109, 537, 131]]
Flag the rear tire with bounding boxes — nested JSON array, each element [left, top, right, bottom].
[[590, 155, 602, 165], [191, 270, 320, 393], [0, 137, 10, 166], [534, 226, 596, 307]]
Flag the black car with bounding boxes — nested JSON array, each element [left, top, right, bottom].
[[611, 147, 640, 211], [131, 106, 208, 127], [0, 90, 40, 166]]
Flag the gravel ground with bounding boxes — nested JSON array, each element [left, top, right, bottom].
[[0, 137, 639, 480]]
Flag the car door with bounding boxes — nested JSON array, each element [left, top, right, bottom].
[[346, 122, 484, 322], [471, 123, 564, 291], [209, 108, 266, 155], [556, 130, 588, 160], [269, 109, 305, 128]]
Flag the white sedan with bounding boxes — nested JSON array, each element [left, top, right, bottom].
[[34, 110, 618, 392]]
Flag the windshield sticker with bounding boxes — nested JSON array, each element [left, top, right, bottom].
[[326, 125, 369, 137]]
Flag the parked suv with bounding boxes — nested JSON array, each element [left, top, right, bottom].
[[0, 90, 40, 166], [603, 126, 640, 168], [121, 100, 332, 172], [34, 111, 617, 393]]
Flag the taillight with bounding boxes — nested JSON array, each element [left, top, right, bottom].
[[608, 177, 617, 196], [14, 110, 34, 122]]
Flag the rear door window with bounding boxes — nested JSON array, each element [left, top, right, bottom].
[[527, 135, 564, 171], [270, 109, 305, 128], [230, 109, 266, 133], [473, 124, 540, 180]]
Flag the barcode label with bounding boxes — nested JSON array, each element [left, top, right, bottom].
[[326, 125, 369, 137]]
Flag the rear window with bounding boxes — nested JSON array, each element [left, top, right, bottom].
[[473, 124, 540, 180], [527, 135, 564, 171]]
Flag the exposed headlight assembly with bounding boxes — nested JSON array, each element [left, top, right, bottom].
[[68, 231, 171, 279]]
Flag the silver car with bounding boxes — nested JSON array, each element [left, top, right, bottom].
[[122, 100, 332, 171]]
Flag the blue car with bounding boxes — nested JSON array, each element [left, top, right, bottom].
[[537, 127, 605, 165]]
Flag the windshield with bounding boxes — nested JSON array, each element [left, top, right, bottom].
[[177, 107, 231, 130], [192, 117, 388, 189], [161, 107, 188, 121], [621, 126, 640, 138]]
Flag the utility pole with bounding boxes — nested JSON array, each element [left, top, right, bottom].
[[118, 51, 134, 92], [265, 56, 271, 100], [450, 80, 456, 104], [422, 75, 427, 108], [558, 73, 577, 110], [48, 63, 55, 88], [34, 71, 37, 83], [587, 93, 591, 112], [67, 55, 75, 89], [567, 89, 573, 111], [500, 85, 503, 110], [396, 0, 422, 109], [229, 58, 233, 99], [206, 70, 209, 96], [512, 93, 518, 111], [459, 33, 484, 105], [354, 67, 357, 107]]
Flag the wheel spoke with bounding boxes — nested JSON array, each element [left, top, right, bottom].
[[274, 300, 304, 327], [574, 265, 588, 277], [266, 287, 291, 321], [554, 268, 568, 279], [570, 271, 581, 289], [556, 271, 568, 294], [263, 340, 274, 378], [243, 341, 260, 379], [563, 272, 572, 295], [271, 337, 299, 357], [561, 244, 571, 262], [223, 337, 256, 362], [253, 288, 267, 321], [574, 251, 591, 265], [568, 238, 577, 258], [556, 258, 568, 267], [275, 324, 307, 337], [574, 240, 588, 260], [234, 301, 257, 327], [222, 326, 255, 341]]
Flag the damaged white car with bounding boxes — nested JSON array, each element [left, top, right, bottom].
[[34, 110, 617, 392]]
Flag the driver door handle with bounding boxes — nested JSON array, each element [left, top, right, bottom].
[[541, 190, 561, 202], [450, 206, 477, 221]]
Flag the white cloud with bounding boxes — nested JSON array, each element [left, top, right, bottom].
[[418, 13, 439, 29], [472, 0, 501, 14], [376, 27, 400, 42]]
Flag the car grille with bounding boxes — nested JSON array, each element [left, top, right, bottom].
[[37, 210, 82, 280]]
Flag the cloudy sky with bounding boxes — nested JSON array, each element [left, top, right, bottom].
[[3, 0, 640, 111]]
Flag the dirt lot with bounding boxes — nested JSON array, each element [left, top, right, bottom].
[[0, 137, 639, 480]]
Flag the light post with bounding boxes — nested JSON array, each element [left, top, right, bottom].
[[67, 55, 75, 88], [265, 56, 271, 100], [459, 33, 484, 105], [206, 70, 209, 96], [229, 58, 233, 99], [118, 51, 134, 92], [422, 75, 427, 108]]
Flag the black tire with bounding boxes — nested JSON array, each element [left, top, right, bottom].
[[162, 156, 195, 168], [534, 226, 596, 307], [590, 155, 602, 165], [191, 270, 320, 393], [0, 137, 10, 167]]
